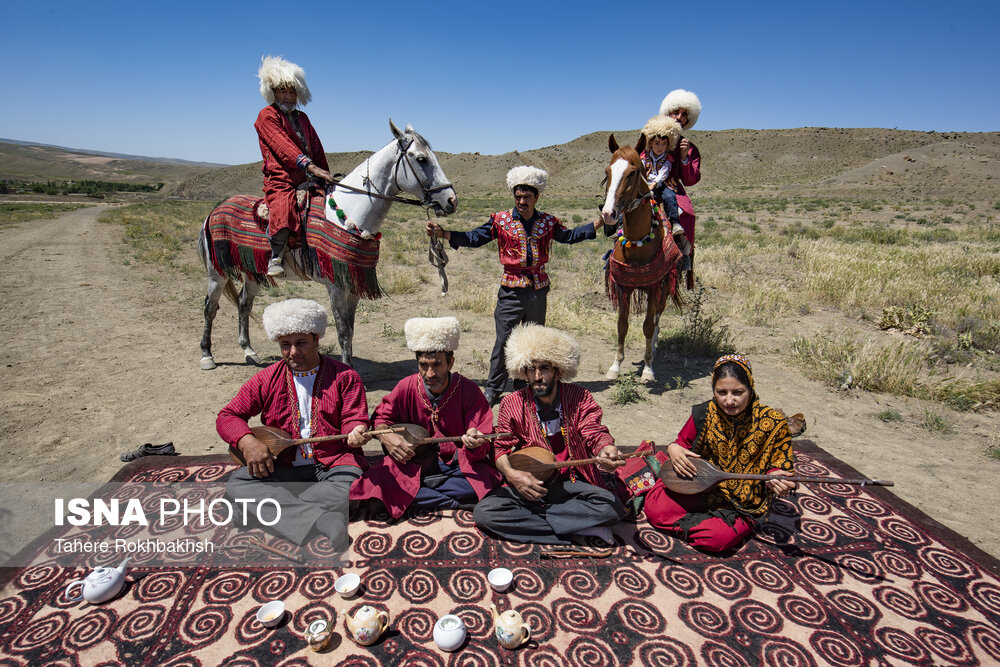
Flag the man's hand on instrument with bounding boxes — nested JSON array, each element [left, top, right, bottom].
[[346, 424, 372, 449], [679, 138, 690, 162], [766, 469, 796, 497], [507, 468, 546, 502], [425, 221, 450, 241], [596, 445, 625, 472], [462, 428, 487, 450], [238, 434, 275, 479], [307, 163, 333, 183], [667, 442, 701, 478], [381, 432, 416, 463]]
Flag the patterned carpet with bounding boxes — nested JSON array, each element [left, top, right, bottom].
[[2, 441, 999, 666]]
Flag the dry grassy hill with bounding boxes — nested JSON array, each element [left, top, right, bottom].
[[171, 128, 1000, 203], [0, 140, 222, 197]]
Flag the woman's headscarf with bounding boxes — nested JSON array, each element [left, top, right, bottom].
[[693, 354, 794, 516]]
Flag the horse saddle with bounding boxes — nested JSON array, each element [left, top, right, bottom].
[[254, 185, 314, 222]]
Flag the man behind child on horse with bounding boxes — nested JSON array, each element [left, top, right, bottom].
[[255, 55, 334, 278]]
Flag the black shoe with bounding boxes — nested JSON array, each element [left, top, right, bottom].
[[120, 442, 177, 462]]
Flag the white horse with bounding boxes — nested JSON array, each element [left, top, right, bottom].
[[197, 120, 456, 369]]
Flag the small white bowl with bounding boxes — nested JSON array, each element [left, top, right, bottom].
[[335, 573, 361, 599], [256, 600, 285, 628], [433, 614, 467, 652], [487, 567, 513, 592]]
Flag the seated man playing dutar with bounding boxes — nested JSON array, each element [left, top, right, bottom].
[[219, 298, 371, 554], [473, 324, 625, 545], [351, 317, 501, 518]]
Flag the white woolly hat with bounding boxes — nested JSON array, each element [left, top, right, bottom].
[[262, 299, 328, 341], [505, 324, 581, 381], [405, 316, 460, 352], [258, 55, 312, 106], [506, 165, 548, 194], [659, 89, 701, 130], [641, 116, 683, 150]]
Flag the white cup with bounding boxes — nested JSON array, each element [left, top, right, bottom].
[[433, 614, 467, 651], [488, 567, 513, 592], [335, 572, 361, 599], [256, 600, 285, 628]]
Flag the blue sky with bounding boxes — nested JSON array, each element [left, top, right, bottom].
[[3, 0, 997, 164]]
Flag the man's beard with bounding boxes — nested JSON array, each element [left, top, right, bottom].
[[532, 378, 556, 398], [277, 102, 296, 113]]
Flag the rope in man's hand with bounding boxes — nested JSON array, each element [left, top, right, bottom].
[[427, 210, 449, 295]]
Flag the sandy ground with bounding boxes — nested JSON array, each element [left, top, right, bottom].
[[1, 207, 997, 559]]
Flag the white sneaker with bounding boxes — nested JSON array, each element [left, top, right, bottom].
[[266, 258, 285, 277]]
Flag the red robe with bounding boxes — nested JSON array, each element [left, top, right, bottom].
[[350, 373, 500, 517], [217, 355, 369, 469], [254, 105, 330, 238], [496, 383, 621, 498]]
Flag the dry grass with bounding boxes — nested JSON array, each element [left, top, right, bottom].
[[0, 202, 90, 227]]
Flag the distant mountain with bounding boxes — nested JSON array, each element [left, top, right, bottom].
[[174, 128, 1000, 202], [0, 138, 228, 168]]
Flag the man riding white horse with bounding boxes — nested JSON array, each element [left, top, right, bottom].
[[255, 55, 333, 278]]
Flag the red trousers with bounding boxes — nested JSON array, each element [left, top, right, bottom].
[[643, 480, 754, 552], [263, 184, 302, 239]]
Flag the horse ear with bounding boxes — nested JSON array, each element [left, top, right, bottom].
[[636, 132, 647, 155], [405, 122, 414, 134], [608, 134, 619, 154], [389, 119, 404, 141]]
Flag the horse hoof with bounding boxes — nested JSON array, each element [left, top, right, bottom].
[[641, 368, 656, 383], [606, 368, 620, 381], [245, 353, 261, 366], [200, 357, 217, 371]]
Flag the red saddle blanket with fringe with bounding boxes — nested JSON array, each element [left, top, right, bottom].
[[205, 194, 382, 299], [605, 233, 682, 313]]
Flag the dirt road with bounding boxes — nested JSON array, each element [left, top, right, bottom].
[[1, 207, 997, 559]]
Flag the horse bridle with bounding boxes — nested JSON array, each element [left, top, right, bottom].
[[329, 134, 453, 210], [605, 162, 653, 223]]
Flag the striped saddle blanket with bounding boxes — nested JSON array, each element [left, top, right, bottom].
[[205, 194, 382, 299]]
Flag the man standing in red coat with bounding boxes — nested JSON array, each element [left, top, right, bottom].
[[255, 56, 334, 277], [351, 316, 501, 517], [425, 167, 606, 406]]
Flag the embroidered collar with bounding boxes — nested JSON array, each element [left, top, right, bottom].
[[292, 366, 320, 378]]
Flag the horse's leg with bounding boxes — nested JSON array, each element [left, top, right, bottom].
[[641, 292, 662, 383], [607, 306, 629, 380], [328, 284, 360, 366], [200, 269, 227, 370], [237, 280, 262, 365]]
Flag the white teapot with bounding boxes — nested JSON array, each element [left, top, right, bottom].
[[345, 604, 389, 646], [64, 557, 130, 604]]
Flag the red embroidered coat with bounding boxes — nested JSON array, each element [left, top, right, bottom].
[[217, 356, 369, 469], [349, 373, 500, 518], [496, 383, 622, 498], [448, 210, 596, 289], [255, 105, 330, 237]]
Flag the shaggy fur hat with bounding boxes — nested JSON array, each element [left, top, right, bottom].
[[506, 166, 548, 194], [505, 324, 581, 381], [659, 89, 701, 130], [262, 299, 328, 341], [641, 116, 682, 150], [405, 316, 460, 352], [258, 55, 312, 106]]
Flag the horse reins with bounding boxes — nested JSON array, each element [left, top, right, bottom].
[[328, 134, 453, 210]]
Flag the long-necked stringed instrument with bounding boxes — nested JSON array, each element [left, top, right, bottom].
[[659, 457, 894, 495], [507, 446, 646, 482], [389, 423, 512, 449], [229, 425, 406, 465]]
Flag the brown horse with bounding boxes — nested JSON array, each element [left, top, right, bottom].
[[601, 133, 682, 382]]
